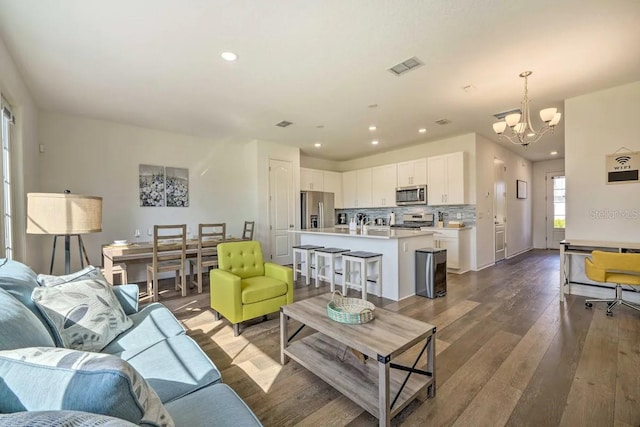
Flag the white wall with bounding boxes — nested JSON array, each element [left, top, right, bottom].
[[0, 36, 40, 267], [532, 158, 565, 248], [299, 155, 341, 172], [475, 135, 533, 270], [38, 112, 255, 276], [565, 81, 640, 242]]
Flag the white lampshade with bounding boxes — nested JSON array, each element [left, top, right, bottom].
[[493, 122, 507, 134], [549, 112, 562, 126], [514, 123, 527, 134], [539, 108, 557, 122], [27, 193, 102, 235], [505, 113, 521, 127]]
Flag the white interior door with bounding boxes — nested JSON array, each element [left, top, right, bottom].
[[269, 159, 294, 265], [494, 158, 506, 262], [546, 172, 566, 249]]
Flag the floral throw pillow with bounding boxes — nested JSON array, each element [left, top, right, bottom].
[[31, 278, 133, 352], [37, 265, 106, 287]]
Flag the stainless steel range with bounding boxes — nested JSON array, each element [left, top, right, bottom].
[[390, 213, 434, 229]]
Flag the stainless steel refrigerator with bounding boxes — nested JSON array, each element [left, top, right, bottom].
[[301, 191, 335, 229]]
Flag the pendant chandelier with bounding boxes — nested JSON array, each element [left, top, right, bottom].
[[492, 71, 562, 147]]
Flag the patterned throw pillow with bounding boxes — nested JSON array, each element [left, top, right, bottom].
[[0, 347, 174, 427], [0, 410, 139, 426], [37, 265, 106, 287], [32, 278, 133, 352]]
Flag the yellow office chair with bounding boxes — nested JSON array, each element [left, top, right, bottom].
[[584, 250, 640, 316]]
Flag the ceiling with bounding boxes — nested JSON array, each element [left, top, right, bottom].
[[0, 1, 639, 162]]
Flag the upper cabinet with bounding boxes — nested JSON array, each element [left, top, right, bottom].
[[427, 152, 466, 205], [371, 164, 397, 207], [397, 158, 427, 187], [342, 168, 372, 208], [323, 171, 343, 209], [300, 168, 324, 191]]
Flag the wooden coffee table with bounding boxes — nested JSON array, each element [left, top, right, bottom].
[[280, 294, 436, 426]]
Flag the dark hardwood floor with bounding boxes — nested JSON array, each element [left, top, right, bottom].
[[148, 250, 640, 426]]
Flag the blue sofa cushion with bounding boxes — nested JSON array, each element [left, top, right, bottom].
[[124, 334, 222, 403], [0, 410, 139, 426], [165, 383, 262, 427], [112, 284, 140, 315], [0, 347, 174, 427], [0, 258, 52, 333], [0, 288, 55, 350], [32, 278, 133, 352], [101, 303, 185, 359]]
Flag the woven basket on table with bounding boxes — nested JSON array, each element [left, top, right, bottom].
[[327, 291, 375, 324]]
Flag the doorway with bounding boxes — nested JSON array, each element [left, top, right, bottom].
[[269, 159, 294, 265], [494, 158, 507, 262], [546, 172, 566, 249]]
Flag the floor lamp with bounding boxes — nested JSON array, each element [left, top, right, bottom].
[[26, 192, 103, 274]]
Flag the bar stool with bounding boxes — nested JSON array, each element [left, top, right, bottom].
[[101, 264, 128, 285], [343, 251, 383, 300], [315, 247, 350, 291], [292, 245, 324, 285]]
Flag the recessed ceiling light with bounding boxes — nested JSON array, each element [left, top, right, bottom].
[[314, 143, 322, 148], [550, 151, 558, 155], [419, 128, 427, 133], [369, 125, 377, 131], [371, 140, 379, 145], [221, 52, 238, 61]]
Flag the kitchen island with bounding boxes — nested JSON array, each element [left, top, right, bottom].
[[290, 227, 434, 301]]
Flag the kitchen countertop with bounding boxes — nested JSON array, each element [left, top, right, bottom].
[[290, 227, 434, 240], [420, 226, 472, 231]]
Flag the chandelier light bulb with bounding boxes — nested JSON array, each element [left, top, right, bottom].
[[539, 108, 557, 123], [493, 122, 507, 134], [505, 113, 521, 127], [549, 112, 562, 126]]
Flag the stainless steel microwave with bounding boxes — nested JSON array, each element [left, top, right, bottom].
[[395, 185, 427, 205]]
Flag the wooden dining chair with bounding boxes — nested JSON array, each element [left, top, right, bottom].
[[188, 223, 226, 293], [242, 221, 255, 240], [146, 224, 187, 302]]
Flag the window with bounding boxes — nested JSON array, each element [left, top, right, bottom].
[[553, 176, 566, 229], [1, 97, 15, 259]]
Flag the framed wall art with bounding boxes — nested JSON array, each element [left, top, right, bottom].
[[139, 164, 189, 207], [516, 180, 527, 199]]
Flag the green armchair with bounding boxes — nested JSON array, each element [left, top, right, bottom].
[[210, 240, 293, 336]]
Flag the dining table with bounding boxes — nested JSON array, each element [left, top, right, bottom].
[[101, 237, 245, 284]]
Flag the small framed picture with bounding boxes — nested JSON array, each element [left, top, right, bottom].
[[516, 180, 527, 199]]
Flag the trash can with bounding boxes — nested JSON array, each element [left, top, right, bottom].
[[415, 248, 447, 298]]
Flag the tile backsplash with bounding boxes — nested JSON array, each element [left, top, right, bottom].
[[336, 205, 476, 227]]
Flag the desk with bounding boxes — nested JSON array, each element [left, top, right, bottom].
[[559, 239, 640, 303], [102, 238, 244, 284]]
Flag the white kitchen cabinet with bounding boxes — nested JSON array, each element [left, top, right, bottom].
[[371, 164, 397, 207], [342, 168, 372, 208], [342, 170, 358, 208], [431, 227, 471, 273], [397, 158, 427, 187], [427, 152, 466, 205], [323, 171, 343, 209], [300, 168, 324, 191], [356, 168, 373, 208]]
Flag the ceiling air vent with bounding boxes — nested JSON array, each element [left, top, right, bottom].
[[493, 109, 521, 120], [275, 120, 293, 128], [435, 119, 452, 125], [388, 56, 423, 76]]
